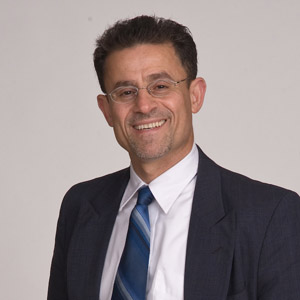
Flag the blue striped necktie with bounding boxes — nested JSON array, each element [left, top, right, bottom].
[[111, 186, 154, 300]]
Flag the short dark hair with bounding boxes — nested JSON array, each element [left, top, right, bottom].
[[93, 15, 198, 93]]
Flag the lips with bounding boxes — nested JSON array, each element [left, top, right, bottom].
[[134, 119, 166, 130]]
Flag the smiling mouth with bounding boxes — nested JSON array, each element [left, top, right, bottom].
[[134, 120, 166, 130]]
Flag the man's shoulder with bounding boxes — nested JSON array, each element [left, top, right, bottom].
[[67, 167, 130, 195], [59, 167, 130, 216], [197, 147, 299, 214], [198, 146, 297, 200], [216, 161, 299, 214]]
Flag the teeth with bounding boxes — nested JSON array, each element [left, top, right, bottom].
[[135, 120, 166, 130]]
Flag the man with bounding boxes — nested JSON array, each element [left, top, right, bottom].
[[48, 16, 300, 300]]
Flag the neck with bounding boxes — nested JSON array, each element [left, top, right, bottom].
[[130, 143, 194, 184]]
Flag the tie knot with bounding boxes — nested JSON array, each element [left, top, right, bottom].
[[137, 186, 154, 206]]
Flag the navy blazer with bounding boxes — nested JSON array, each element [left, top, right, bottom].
[[48, 147, 300, 299]]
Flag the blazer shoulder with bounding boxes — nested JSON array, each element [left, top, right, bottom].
[[66, 167, 130, 197], [197, 146, 299, 213], [218, 162, 299, 213], [58, 167, 130, 222]]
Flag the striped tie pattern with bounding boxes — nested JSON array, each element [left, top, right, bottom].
[[112, 186, 154, 300]]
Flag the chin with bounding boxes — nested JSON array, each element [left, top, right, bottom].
[[132, 145, 172, 161]]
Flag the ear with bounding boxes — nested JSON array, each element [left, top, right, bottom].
[[97, 94, 114, 127], [189, 77, 206, 113]]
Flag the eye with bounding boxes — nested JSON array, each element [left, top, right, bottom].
[[115, 87, 137, 98], [151, 80, 172, 93]]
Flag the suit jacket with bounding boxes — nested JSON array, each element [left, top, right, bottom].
[[48, 147, 300, 300]]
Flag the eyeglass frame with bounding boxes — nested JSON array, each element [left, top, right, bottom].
[[106, 77, 188, 104]]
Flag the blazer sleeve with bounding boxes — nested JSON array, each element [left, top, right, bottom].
[[258, 191, 300, 299], [47, 186, 81, 300]]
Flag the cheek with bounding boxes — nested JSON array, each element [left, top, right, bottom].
[[111, 113, 130, 150], [171, 96, 193, 123], [111, 108, 130, 135], [110, 105, 126, 125]]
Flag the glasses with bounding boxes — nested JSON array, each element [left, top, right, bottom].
[[107, 78, 187, 104]]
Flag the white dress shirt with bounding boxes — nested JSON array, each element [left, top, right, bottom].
[[99, 144, 199, 300]]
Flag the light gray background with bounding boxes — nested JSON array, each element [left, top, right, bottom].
[[1, 0, 299, 299]]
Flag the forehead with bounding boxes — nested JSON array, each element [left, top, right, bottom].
[[103, 43, 186, 89]]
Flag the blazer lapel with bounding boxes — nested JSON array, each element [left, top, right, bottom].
[[67, 169, 130, 300], [184, 148, 236, 300]]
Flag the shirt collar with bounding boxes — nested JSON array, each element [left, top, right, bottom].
[[119, 167, 145, 211], [120, 144, 199, 213]]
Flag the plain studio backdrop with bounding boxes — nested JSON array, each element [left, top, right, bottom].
[[0, 0, 299, 299]]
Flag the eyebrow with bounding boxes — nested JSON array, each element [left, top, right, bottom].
[[112, 80, 136, 90], [111, 72, 173, 90], [146, 72, 173, 81]]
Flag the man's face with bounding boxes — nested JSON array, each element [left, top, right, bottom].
[[98, 43, 206, 168]]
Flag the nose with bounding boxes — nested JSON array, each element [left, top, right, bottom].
[[133, 88, 157, 114]]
